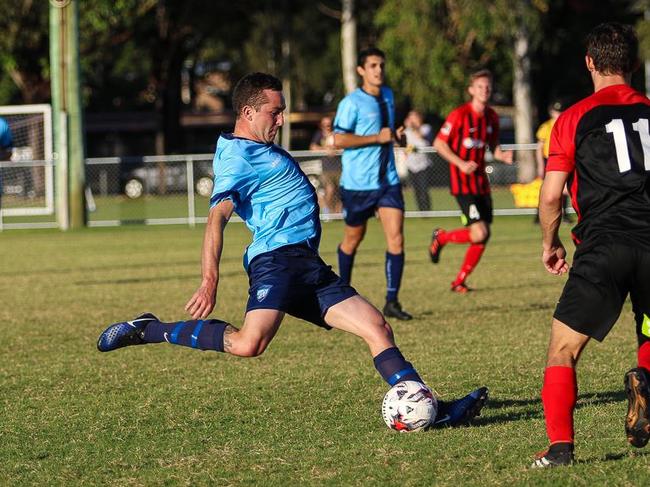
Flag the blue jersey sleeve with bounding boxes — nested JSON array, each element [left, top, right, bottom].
[[334, 96, 358, 134], [209, 156, 259, 208]]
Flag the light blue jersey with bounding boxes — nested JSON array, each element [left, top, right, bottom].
[[209, 134, 321, 270], [0, 118, 12, 149], [333, 86, 400, 191]]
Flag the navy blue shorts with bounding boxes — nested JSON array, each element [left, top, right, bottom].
[[246, 244, 358, 329], [341, 184, 404, 226]]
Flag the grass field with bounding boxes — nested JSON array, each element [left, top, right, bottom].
[[1, 216, 648, 485]]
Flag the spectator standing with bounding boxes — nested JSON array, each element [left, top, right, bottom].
[[310, 116, 342, 214], [403, 110, 434, 211], [535, 100, 573, 224]]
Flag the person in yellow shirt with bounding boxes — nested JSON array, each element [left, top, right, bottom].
[[535, 100, 573, 224]]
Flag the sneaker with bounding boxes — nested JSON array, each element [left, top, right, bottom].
[[96, 312, 159, 352], [433, 386, 488, 427], [383, 300, 413, 321], [429, 228, 444, 264], [450, 282, 471, 294], [531, 442, 574, 468], [624, 367, 650, 448]]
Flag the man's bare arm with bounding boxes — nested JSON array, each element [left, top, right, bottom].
[[539, 170, 570, 275], [334, 127, 393, 149], [185, 200, 234, 319], [433, 138, 478, 174], [493, 145, 514, 164]]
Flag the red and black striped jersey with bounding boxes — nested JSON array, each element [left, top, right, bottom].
[[547, 84, 650, 250], [435, 102, 500, 195]]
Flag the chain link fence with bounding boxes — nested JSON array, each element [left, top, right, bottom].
[[83, 145, 541, 227], [2, 145, 544, 229]]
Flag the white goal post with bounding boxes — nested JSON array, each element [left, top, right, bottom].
[[0, 104, 54, 217]]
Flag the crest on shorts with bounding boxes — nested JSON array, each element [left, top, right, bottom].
[[256, 285, 272, 302]]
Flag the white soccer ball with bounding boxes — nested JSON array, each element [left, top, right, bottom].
[[381, 380, 438, 432]]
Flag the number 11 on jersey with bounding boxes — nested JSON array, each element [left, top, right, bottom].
[[605, 118, 650, 173]]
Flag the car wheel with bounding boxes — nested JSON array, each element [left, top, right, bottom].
[[124, 178, 144, 199], [196, 176, 213, 197]]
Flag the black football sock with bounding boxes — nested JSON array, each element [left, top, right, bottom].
[[385, 251, 404, 302], [142, 318, 227, 352], [374, 346, 422, 386], [337, 245, 355, 285]]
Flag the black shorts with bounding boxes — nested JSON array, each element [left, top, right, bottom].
[[455, 194, 493, 226], [246, 244, 358, 329], [554, 241, 650, 342]]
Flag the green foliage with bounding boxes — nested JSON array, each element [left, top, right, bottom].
[[0, 1, 50, 104], [375, 0, 545, 116], [1, 218, 649, 484]]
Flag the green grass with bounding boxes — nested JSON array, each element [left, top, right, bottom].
[[1, 217, 647, 485]]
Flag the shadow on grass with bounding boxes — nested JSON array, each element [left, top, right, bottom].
[[575, 449, 650, 465], [470, 389, 628, 427]]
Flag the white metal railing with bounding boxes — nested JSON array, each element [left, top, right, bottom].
[[2, 144, 546, 230]]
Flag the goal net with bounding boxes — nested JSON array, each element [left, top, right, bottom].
[[0, 104, 54, 216]]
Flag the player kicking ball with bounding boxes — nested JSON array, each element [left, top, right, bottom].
[[532, 23, 650, 467], [97, 72, 487, 429]]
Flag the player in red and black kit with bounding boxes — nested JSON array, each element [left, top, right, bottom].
[[429, 70, 513, 293], [532, 22, 650, 468]]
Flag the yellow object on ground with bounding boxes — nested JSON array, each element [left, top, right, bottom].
[[510, 178, 543, 208]]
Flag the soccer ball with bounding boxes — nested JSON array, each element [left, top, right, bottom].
[[381, 380, 438, 432]]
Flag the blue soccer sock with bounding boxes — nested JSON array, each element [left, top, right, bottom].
[[385, 251, 404, 302], [337, 245, 356, 285], [373, 346, 423, 386], [142, 318, 227, 352]]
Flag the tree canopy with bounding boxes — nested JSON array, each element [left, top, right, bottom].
[[0, 0, 645, 152]]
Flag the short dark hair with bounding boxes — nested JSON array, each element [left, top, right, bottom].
[[549, 99, 565, 113], [468, 69, 493, 85], [586, 22, 638, 76], [232, 72, 282, 117], [357, 47, 385, 67]]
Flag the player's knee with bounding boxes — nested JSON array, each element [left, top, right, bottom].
[[470, 225, 490, 243], [229, 337, 267, 357], [382, 321, 395, 341], [343, 234, 363, 251], [387, 234, 404, 253], [365, 317, 395, 345]]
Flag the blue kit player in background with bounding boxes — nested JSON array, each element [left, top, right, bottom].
[[97, 72, 488, 427], [334, 48, 412, 321], [0, 117, 14, 210]]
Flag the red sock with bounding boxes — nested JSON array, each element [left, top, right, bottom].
[[439, 228, 471, 245], [541, 366, 577, 444], [452, 243, 485, 286], [638, 341, 650, 373]]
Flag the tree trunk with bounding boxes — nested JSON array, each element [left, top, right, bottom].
[[341, 0, 357, 94], [280, 1, 292, 149], [513, 23, 536, 182]]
